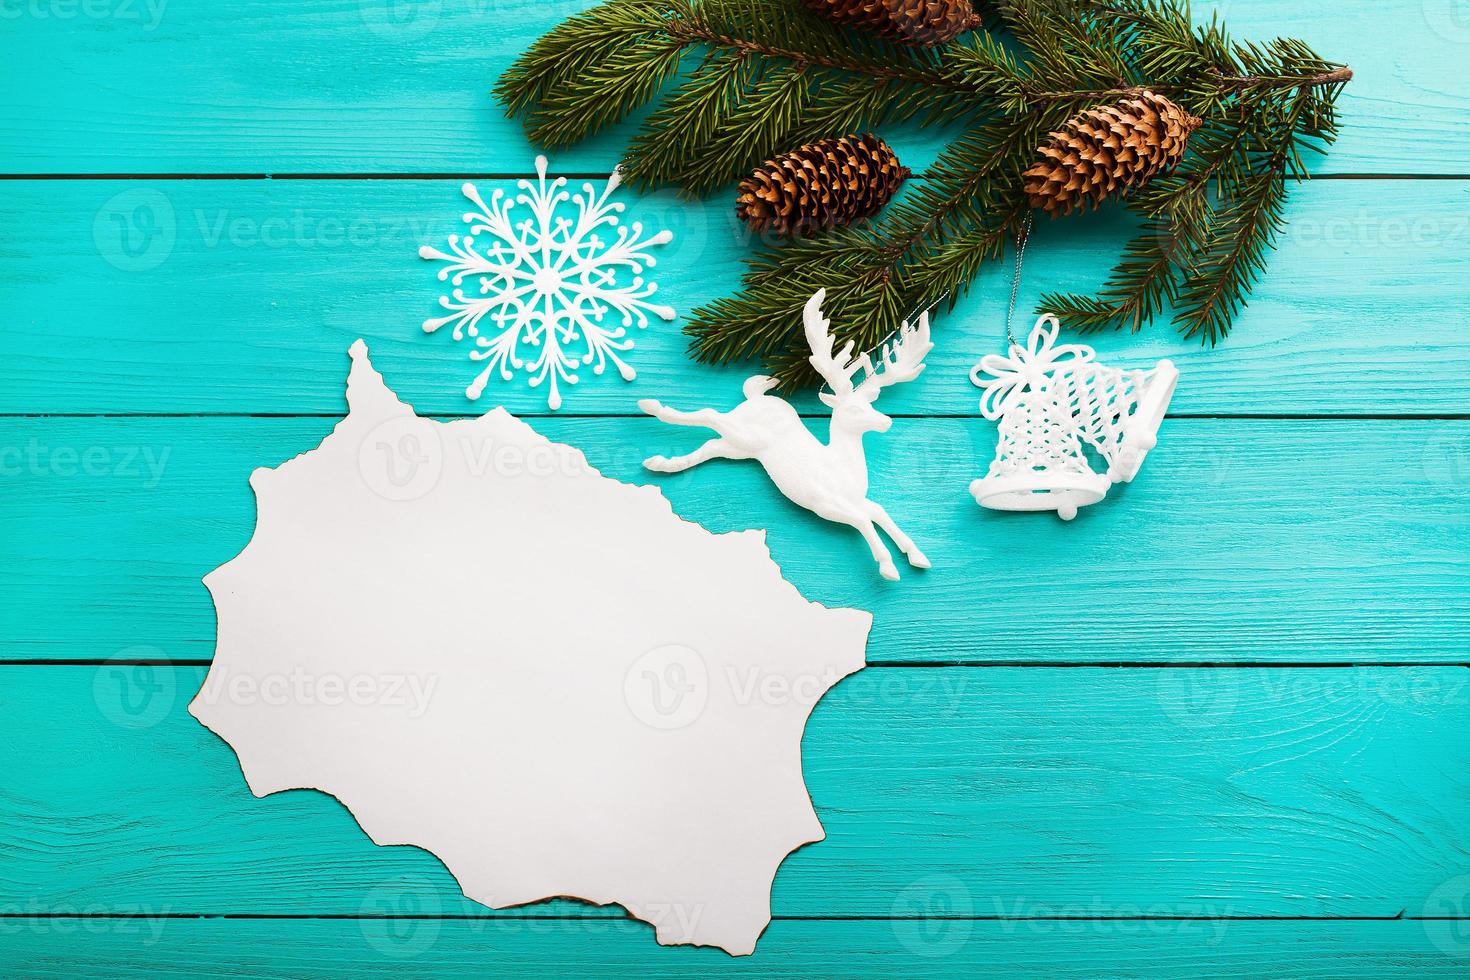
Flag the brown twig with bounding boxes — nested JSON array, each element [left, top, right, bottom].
[[1024, 64, 1351, 103], [1219, 65, 1353, 89], [666, 19, 972, 90]]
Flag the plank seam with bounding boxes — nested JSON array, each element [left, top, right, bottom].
[[5, 660, 1465, 669], [0, 913, 1454, 923], [1, 172, 1467, 181], [5, 413, 1470, 421]]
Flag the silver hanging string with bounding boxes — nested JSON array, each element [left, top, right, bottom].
[[896, 213, 1034, 351], [835, 213, 1036, 391], [900, 290, 949, 330], [1005, 213, 1033, 350], [842, 290, 946, 390], [816, 296, 931, 397]]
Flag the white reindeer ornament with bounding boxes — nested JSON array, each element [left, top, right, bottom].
[[640, 290, 933, 581]]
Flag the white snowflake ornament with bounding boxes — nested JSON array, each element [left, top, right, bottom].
[[970, 315, 1178, 520], [419, 156, 675, 410]]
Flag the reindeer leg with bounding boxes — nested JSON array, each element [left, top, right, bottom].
[[645, 438, 749, 474], [830, 510, 899, 581], [865, 501, 930, 570], [637, 399, 725, 429]]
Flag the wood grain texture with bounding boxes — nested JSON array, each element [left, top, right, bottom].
[[3, 178, 1469, 417], [2, 416, 1466, 664], [2, 919, 1467, 978], [4, 666, 1469, 919], [4, 0, 1469, 970], [0, 1, 1460, 175]]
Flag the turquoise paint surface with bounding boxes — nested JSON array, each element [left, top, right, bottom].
[[0, 1, 1464, 174], [1, 1, 1468, 976]]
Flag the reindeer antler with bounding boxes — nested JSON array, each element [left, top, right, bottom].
[[804, 290, 869, 396], [856, 311, 933, 402]]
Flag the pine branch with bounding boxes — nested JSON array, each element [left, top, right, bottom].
[[680, 63, 813, 194], [668, 0, 971, 92], [690, 119, 1038, 388], [620, 53, 759, 188], [1041, 209, 1198, 333], [1172, 90, 1309, 343], [495, 1, 691, 147], [686, 226, 889, 366], [500, 0, 1352, 388], [1173, 169, 1287, 344]]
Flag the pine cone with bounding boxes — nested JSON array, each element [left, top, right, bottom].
[[801, 0, 983, 47], [737, 134, 909, 237], [1023, 91, 1203, 217]]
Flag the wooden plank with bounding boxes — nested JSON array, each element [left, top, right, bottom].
[[3, 178, 1469, 417], [3, 665, 1469, 920], [0, 1, 1457, 175], [3, 416, 1466, 664], [1, 919, 1465, 978]]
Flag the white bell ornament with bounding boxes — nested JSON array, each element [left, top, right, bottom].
[[969, 314, 1178, 520]]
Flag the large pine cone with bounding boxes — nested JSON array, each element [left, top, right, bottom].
[[1023, 91, 1203, 217], [801, 0, 982, 47], [737, 134, 909, 237]]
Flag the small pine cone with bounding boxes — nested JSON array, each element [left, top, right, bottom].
[[737, 134, 910, 237], [1023, 90, 1203, 217], [801, 0, 983, 47]]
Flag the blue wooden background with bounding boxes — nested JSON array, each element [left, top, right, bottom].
[[3, 1, 1469, 975]]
